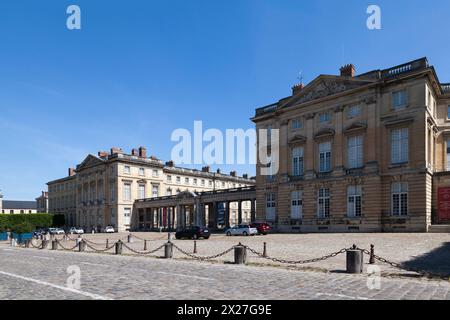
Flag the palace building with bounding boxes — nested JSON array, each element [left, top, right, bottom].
[[252, 57, 450, 233], [47, 147, 255, 232]]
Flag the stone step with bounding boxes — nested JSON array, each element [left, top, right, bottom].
[[428, 225, 450, 233]]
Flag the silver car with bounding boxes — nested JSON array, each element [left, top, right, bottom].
[[225, 225, 258, 236]]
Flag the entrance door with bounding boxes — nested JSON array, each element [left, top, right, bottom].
[[438, 187, 450, 223]]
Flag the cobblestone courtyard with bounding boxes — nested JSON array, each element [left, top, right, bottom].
[[1, 233, 449, 300]]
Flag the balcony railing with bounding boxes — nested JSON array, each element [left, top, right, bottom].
[[381, 58, 428, 79], [442, 83, 450, 94], [255, 103, 278, 116]]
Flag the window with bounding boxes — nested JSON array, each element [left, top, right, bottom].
[[347, 185, 362, 217], [166, 189, 173, 196], [193, 179, 198, 185], [447, 106, 450, 120], [110, 183, 115, 201], [392, 182, 408, 216], [319, 142, 332, 172], [152, 185, 159, 198], [152, 170, 159, 177], [139, 168, 145, 176], [291, 191, 303, 219], [291, 119, 302, 130], [391, 128, 409, 164], [201, 179, 205, 186], [392, 90, 408, 109], [347, 105, 361, 119], [209, 180, 213, 187], [319, 112, 331, 123], [167, 175, 172, 182], [124, 208, 131, 225], [138, 184, 146, 199], [124, 166, 131, 174], [317, 188, 330, 218], [292, 147, 304, 176], [176, 176, 181, 183], [222, 182, 225, 187], [447, 139, 450, 171], [347, 135, 364, 169], [265, 193, 276, 221], [123, 183, 131, 201]]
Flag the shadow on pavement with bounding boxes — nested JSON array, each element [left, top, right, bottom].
[[402, 242, 450, 277]]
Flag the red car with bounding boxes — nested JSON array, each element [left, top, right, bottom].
[[250, 222, 272, 235]]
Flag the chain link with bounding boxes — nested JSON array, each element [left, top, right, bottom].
[[130, 234, 168, 242], [245, 245, 351, 265], [84, 241, 117, 253], [30, 239, 42, 249], [57, 240, 79, 251], [172, 243, 235, 261], [121, 242, 166, 255]]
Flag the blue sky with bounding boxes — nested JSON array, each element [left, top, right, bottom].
[[1, 0, 450, 200]]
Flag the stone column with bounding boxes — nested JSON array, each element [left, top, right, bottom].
[[238, 201, 243, 225], [304, 113, 316, 180], [251, 199, 256, 222], [333, 106, 344, 176], [225, 202, 231, 229]]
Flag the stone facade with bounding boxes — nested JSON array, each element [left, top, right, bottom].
[[252, 57, 450, 233], [35, 191, 49, 213], [47, 147, 255, 232]]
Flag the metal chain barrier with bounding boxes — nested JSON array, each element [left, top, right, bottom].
[[121, 242, 166, 255], [57, 240, 79, 251], [130, 234, 168, 242], [355, 246, 450, 281], [30, 239, 42, 249], [84, 241, 117, 253], [172, 243, 235, 261], [245, 245, 351, 265], [83, 238, 108, 246]]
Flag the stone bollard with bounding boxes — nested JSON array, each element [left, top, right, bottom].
[[127, 234, 132, 243], [346, 245, 363, 274], [106, 239, 109, 249], [78, 240, 86, 252], [193, 241, 197, 254], [52, 240, 58, 250], [234, 244, 247, 265], [144, 240, 147, 251], [25, 240, 31, 248], [369, 244, 375, 265], [167, 232, 171, 242], [115, 241, 123, 255], [164, 242, 173, 259], [263, 242, 267, 257], [42, 240, 49, 249]]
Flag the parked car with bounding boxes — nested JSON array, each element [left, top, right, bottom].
[[249, 222, 272, 235], [33, 229, 45, 237], [175, 227, 210, 240], [225, 225, 258, 236], [103, 226, 115, 233], [54, 228, 65, 235], [69, 227, 84, 235]]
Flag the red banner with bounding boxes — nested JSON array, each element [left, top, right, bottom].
[[437, 187, 450, 222]]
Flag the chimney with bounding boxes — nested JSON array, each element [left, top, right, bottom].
[[139, 146, 147, 158], [98, 151, 108, 159], [292, 83, 304, 95], [230, 171, 237, 177], [68, 168, 75, 177], [202, 166, 210, 173], [216, 169, 221, 174], [165, 160, 175, 167], [340, 64, 356, 77], [243, 174, 248, 179], [131, 148, 139, 157], [110, 147, 123, 155]]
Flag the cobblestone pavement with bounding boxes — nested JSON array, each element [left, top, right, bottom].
[[61, 232, 450, 276], [1, 241, 450, 300]]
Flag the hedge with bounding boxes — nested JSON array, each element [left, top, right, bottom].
[[0, 214, 65, 233]]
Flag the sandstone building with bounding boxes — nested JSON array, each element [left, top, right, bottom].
[[252, 57, 450, 232], [47, 147, 255, 232]]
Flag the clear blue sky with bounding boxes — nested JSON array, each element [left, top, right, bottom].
[[1, 0, 449, 200]]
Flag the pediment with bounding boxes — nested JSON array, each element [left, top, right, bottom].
[[314, 128, 335, 140], [284, 76, 373, 107], [288, 135, 307, 145], [77, 155, 105, 171], [344, 122, 368, 135]]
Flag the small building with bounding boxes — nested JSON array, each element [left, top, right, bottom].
[[36, 191, 49, 213], [1, 200, 38, 214]]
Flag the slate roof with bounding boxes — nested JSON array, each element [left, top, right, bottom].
[[2, 200, 37, 210]]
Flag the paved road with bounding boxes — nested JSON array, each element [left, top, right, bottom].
[[0, 244, 449, 300]]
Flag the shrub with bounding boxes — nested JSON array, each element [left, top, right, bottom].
[[0, 214, 55, 232], [11, 221, 34, 234]]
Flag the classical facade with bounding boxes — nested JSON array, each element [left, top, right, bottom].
[[47, 147, 255, 232], [252, 57, 450, 233], [36, 191, 49, 213]]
